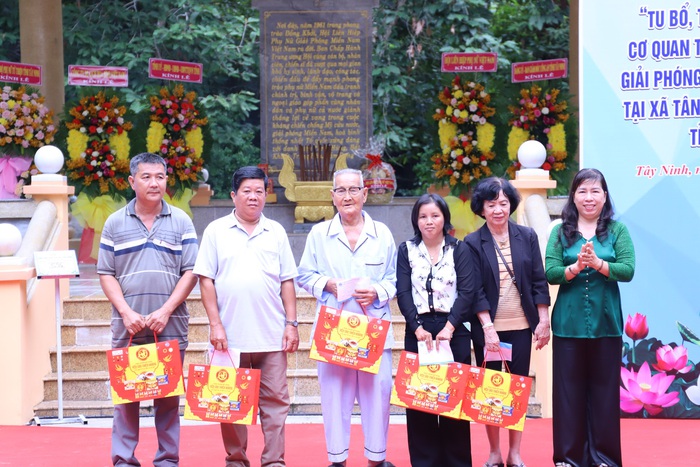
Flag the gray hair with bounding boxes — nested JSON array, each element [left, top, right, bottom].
[[130, 152, 167, 176], [333, 168, 364, 188]]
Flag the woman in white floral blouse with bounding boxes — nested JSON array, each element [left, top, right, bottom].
[[396, 193, 477, 467]]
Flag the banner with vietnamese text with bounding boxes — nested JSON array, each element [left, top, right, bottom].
[[580, 1, 700, 418]]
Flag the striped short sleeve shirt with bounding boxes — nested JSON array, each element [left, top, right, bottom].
[[97, 199, 198, 350]]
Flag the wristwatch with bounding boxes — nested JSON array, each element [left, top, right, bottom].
[[285, 320, 298, 327]]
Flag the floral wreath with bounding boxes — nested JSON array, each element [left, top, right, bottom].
[[506, 84, 570, 178], [431, 76, 496, 194], [146, 84, 207, 200], [64, 91, 133, 200], [0, 85, 56, 198]]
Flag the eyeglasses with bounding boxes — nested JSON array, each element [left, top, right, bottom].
[[332, 186, 363, 196]]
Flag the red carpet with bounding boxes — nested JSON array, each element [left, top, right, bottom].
[[0, 418, 696, 466]]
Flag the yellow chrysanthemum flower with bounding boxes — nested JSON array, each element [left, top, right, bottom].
[[476, 123, 495, 153], [507, 127, 530, 161], [147, 122, 166, 153], [67, 130, 89, 160], [438, 120, 457, 151], [185, 127, 204, 158], [548, 123, 566, 153], [109, 132, 131, 161]]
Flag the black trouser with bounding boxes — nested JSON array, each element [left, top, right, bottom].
[[552, 336, 623, 467], [473, 328, 532, 376], [404, 312, 472, 467]]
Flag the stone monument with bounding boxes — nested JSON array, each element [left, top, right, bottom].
[[253, 0, 378, 181]]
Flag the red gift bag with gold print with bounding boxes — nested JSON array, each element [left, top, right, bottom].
[[107, 335, 184, 404]]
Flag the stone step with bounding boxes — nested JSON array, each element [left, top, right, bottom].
[[39, 358, 541, 418], [60, 317, 212, 347], [42, 368, 343, 402], [34, 394, 539, 419], [49, 342, 407, 374], [62, 293, 406, 321], [60, 317, 407, 348], [45, 294, 542, 420], [62, 297, 211, 321], [50, 342, 209, 373]]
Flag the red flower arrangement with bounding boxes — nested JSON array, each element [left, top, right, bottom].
[[146, 84, 208, 198]]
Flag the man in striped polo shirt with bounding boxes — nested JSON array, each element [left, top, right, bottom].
[[98, 152, 199, 466]]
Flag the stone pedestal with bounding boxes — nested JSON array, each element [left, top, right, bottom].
[[190, 184, 214, 206], [510, 168, 556, 418], [511, 169, 557, 226], [23, 176, 74, 254]]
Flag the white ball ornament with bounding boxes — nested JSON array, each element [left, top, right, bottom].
[[200, 168, 209, 183], [34, 145, 65, 174], [517, 140, 547, 169], [0, 223, 23, 256]]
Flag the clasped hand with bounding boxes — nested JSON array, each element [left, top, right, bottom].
[[576, 241, 601, 270], [123, 308, 170, 336]]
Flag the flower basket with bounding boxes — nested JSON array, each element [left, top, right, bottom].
[[0, 84, 56, 198], [146, 84, 208, 216], [506, 84, 570, 178], [63, 90, 134, 263], [431, 76, 496, 195]]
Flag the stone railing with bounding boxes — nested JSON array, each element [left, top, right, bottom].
[[0, 178, 73, 425]]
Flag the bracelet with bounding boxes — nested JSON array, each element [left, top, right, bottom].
[[482, 322, 494, 329], [596, 260, 605, 272]]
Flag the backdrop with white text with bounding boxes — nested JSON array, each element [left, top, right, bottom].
[[580, 1, 700, 417]]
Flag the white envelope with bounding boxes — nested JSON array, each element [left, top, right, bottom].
[[417, 340, 455, 365]]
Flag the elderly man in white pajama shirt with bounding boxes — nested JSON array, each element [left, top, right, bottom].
[[297, 168, 397, 467]]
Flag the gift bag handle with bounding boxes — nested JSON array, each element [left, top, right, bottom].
[[127, 331, 159, 347], [210, 348, 237, 368], [482, 348, 512, 374]]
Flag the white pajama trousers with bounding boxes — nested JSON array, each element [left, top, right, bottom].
[[318, 349, 393, 463]]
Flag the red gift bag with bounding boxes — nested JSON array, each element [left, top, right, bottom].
[[309, 303, 390, 374], [460, 357, 532, 431], [107, 334, 184, 405], [184, 351, 261, 425], [390, 350, 468, 419]]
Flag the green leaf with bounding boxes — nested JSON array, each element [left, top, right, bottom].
[[677, 321, 700, 346]]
